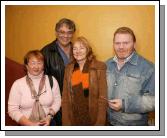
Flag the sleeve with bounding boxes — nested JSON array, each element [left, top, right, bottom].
[[8, 81, 24, 123], [62, 68, 71, 125], [95, 68, 108, 125], [50, 77, 61, 114], [123, 68, 155, 113]]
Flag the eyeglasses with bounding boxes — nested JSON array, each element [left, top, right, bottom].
[[57, 30, 73, 36], [28, 61, 43, 67]]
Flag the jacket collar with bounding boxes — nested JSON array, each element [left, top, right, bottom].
[[128, 51, 138, 66], [70, 58, 106, 71]]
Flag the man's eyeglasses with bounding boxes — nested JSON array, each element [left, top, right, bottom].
[[57, 30, 73, 36]]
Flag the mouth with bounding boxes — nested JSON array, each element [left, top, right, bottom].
[[33, 70, 39, 72], [75, 54, 83, 57], [61, 37, 70, 41], [117, 50, 125, 53]]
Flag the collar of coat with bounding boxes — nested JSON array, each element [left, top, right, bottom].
[[69, 58, 106, 72]]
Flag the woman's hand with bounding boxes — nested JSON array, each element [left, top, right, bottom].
[[39, 116, 52, 126], [30, 121, 45, 126]]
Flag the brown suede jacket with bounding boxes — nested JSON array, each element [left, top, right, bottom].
[[62, 58, 107, 125]]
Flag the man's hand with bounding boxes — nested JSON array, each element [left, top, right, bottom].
[[108, 99, 122, 111]]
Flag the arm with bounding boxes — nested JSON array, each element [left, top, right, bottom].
[[8, 81, 25, 124], [62, 68, 71, 125], [124, 69, 155, 113], [18, 116, 44, 126], [8, 80, 42, 126], [95, 69, 107, 125], [49, 77, 61, 114]]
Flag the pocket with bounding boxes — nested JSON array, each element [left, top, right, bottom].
[[125, 73, 141, 95]]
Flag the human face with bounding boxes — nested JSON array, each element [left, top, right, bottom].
[[56, 24, 74, 47], [73, 42, 87, 62], [26, 56, 44, 76], [113, 33, 135, 62]]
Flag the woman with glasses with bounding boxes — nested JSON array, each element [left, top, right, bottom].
[[8, 50, 61, 126], [62, 37, 107, 126]]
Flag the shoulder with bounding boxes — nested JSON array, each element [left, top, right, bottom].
[[66, 62, 75, 69], [45, 74, 57, 82], [91, 59, 106, 70], [15, 76, 26, 83], [11, 76, 27, 88], [137, 54, 154, 70], [105, 57, 114, 65], [41, 40, 57, 52], [45, 75, 59, 88]]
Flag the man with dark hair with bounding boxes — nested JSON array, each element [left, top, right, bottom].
[[41, 18, 76, 125], [106, 27, 155, 126]]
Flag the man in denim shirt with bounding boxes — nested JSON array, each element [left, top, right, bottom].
[[106, 27, 155, 126]]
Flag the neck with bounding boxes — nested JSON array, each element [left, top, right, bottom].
[[77, 59, 86, 71], [118, 58, 125, 64], [58, 42, 71, 58], [117, 60, 125, 70], [27, 71, 44, 79]]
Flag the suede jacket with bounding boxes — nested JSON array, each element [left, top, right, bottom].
[[62, 59, 107, 125]]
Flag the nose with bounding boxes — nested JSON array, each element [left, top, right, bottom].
[[74, 49, 81, 54], [76, 49, 80, 54], [63, 33, 69, 37], [119, 43, 124, 49], [33, 63, 39, 69]]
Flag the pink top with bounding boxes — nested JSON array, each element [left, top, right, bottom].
[[8, 72, 61, 123]]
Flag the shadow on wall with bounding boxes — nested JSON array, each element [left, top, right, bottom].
[[5, 57, 26, 126]]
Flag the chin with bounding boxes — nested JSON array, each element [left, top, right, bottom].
[[61, 40, 70, 45], [117, 55, 126, 60], [76, 58, 86, 62], [32, 72, 41, 76]]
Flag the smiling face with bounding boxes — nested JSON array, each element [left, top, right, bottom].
[[26, 56, 44, 76], [73, 41, 87, 62], [113, 33, 135, 62], [56, 24, 74, 47]]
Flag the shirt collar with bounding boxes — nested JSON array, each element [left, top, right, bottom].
[[56, 41, 71, 66], [113, 51, 135, 64]]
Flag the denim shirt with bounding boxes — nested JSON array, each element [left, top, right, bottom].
[[57, 41, 71, 66], [106, 52, 155, 126]]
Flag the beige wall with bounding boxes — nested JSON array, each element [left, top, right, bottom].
[[5, 5, 155, 64]]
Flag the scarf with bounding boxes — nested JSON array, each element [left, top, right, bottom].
[[26, 75, 46, 122]]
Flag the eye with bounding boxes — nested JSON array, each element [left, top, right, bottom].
[[80, 46, 85, 49], [115, 42, 121, 45], [30, 61, 35, 65], [37, 62, 43, 65], [124, 42, 128, 45], [73, 48, 77, 51]]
